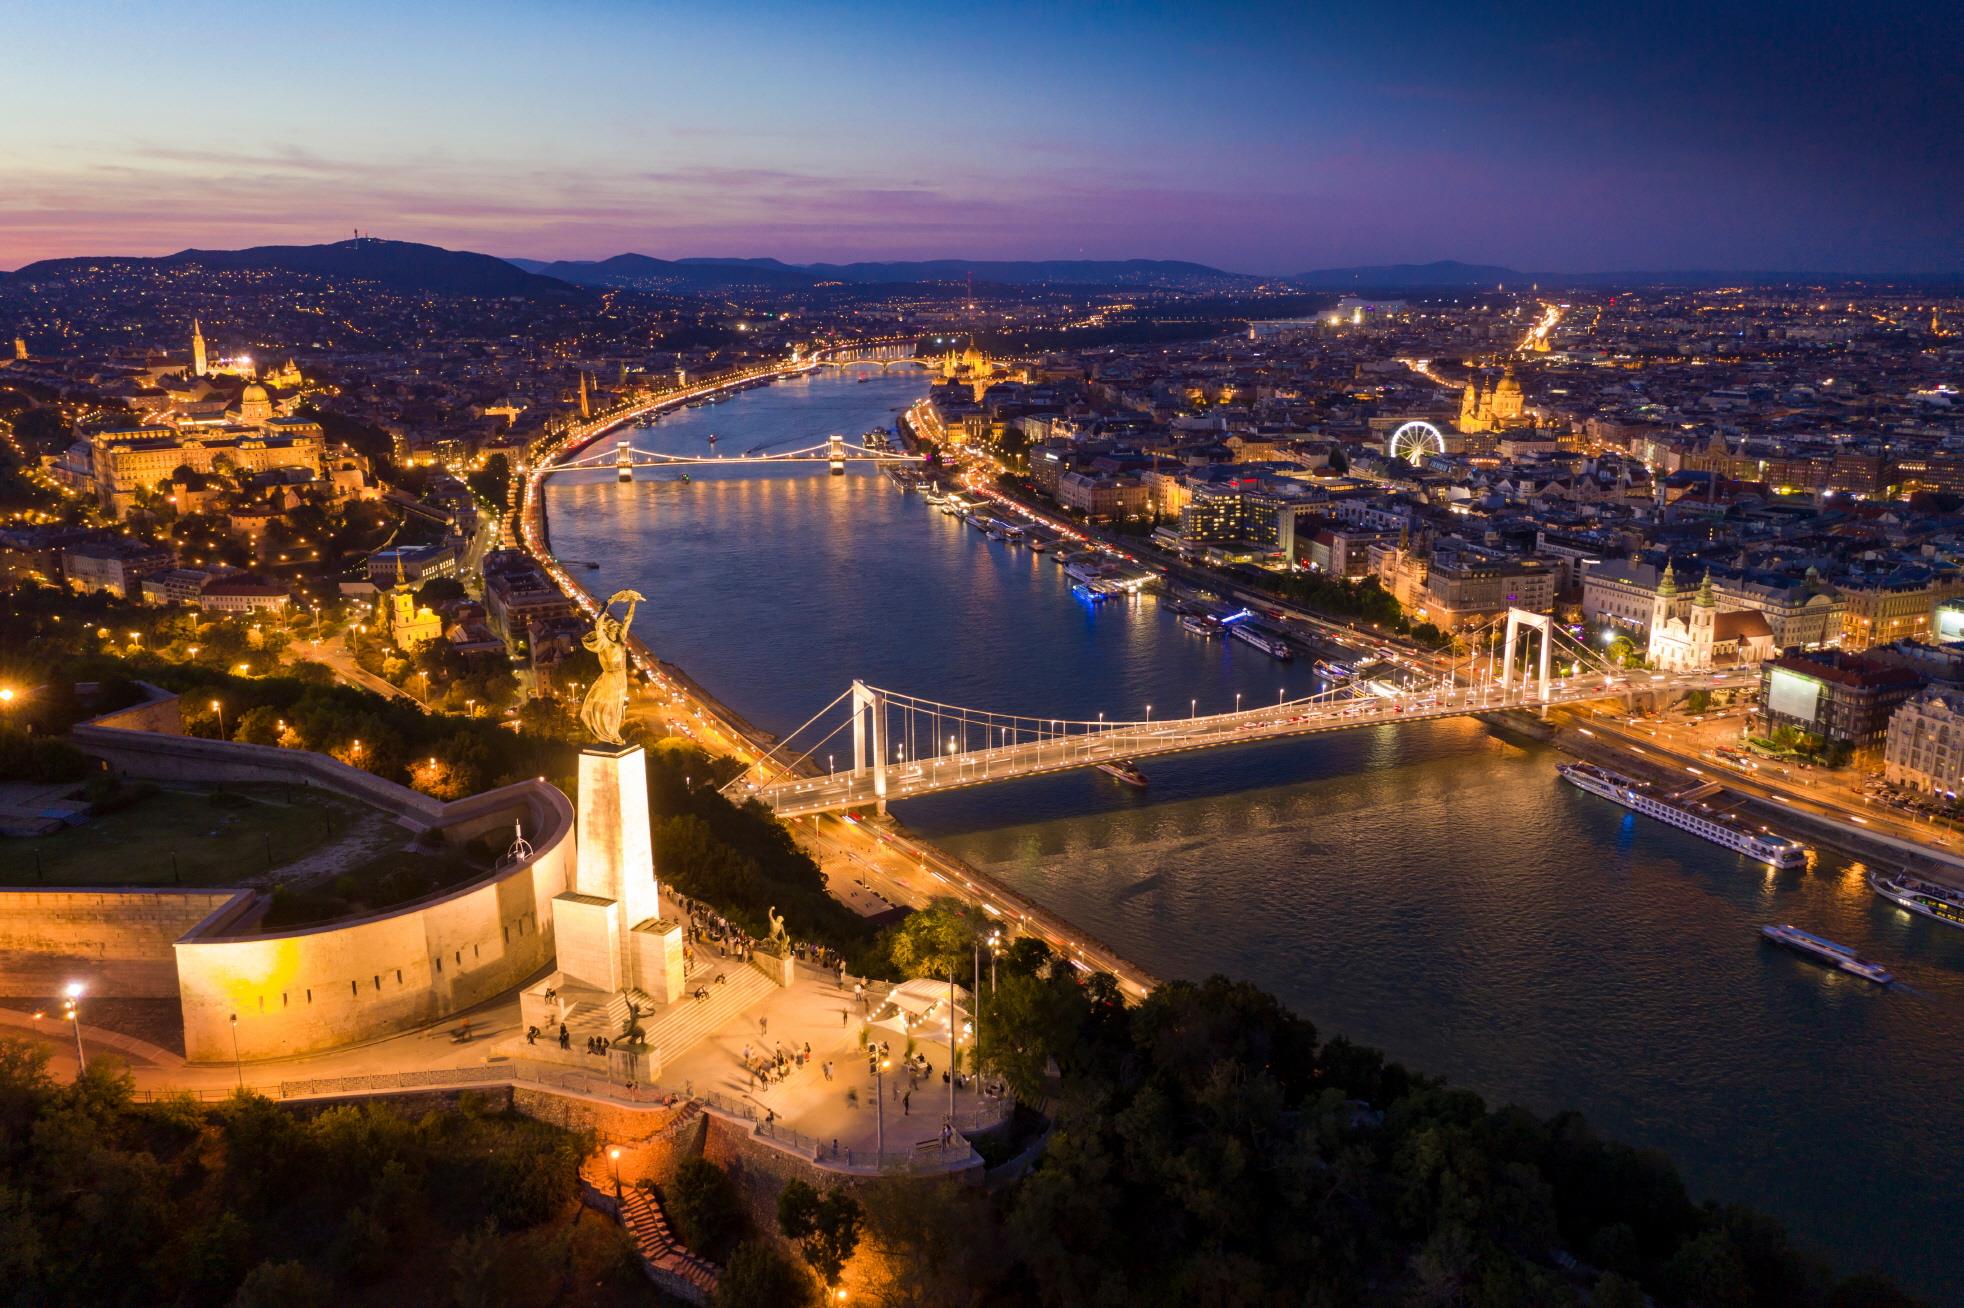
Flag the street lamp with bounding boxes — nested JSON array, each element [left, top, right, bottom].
[[876, 1057, 890, 1157], [229, 1013, 242, 1088], [210, 699, 225, 738], [609, 1146, 622, 1194], [63, 982, 86, 1072]]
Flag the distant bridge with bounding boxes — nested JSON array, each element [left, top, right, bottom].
[[540, 433, 924, 478], [723, 609, 1756, 816]]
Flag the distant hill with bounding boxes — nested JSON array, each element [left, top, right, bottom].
[[10, 238, 584, 299], [1289, 260, 1964, 290], [811, 259, 1253, 288], [524, 254, 820, 290], [1291, 260, 1524, 289], [508, 255, 1252, 291]]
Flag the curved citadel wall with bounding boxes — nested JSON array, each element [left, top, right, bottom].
[[57, 705, 576, 1063]]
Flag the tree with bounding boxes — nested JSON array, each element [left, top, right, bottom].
[[858, 1176, 1001, 1308], [776, 1179, 862, 1292], [418, 576, 468, 607], [230, 1260, 329, 1308], [468, 454, 512, 510], [664, 1157, 746, 1260], [883, 896, 984, 979], [713, 1239, 816, 1308]]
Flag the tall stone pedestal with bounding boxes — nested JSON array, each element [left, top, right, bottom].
[[574, 743, 659, 925], [552, 744, 684, 1002]]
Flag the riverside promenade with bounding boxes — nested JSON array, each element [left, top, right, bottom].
[[518, 360, 1160, 1001]]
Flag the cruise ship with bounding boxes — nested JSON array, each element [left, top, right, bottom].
[[1760, 924, 1894, 985], [1869, 870, 1964, 929], [1229, 624, 1293, 661], [1556, 763, 1809, 869]]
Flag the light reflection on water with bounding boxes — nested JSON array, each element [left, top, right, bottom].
[[547, 370, 1964, 1300]]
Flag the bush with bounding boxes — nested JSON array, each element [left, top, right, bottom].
[[0, 729, 91, 783], [713, 1240, 815, 1308], [663, 1157, 746, 1260]]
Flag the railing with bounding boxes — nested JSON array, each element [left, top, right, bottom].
[[128, 1060, 1009, 1174]]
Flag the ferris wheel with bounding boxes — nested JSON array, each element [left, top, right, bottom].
[[1389, 420, 1446, 466]]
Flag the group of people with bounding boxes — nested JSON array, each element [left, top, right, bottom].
[[742, 1038, 816, 1091], [681, 899, 759, 964], [524, 1022, 575, 1051], [673, 894, 852, 980]]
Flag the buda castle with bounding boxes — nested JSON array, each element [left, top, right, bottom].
[[73, 322, 326, 518]]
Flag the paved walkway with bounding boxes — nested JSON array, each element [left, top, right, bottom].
[[659, 962, 1000, 1159]]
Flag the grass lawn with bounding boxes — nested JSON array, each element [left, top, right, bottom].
[[0, 783, 373, 887]]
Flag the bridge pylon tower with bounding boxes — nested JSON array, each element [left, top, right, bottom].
[[828, 433, 846, 476], [1499, 608, 1554, 702], [616, 440, 633, 483], [850, 680, 888, 808]]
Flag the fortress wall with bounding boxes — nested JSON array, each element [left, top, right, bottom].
[[175, 780, 574, 1062], [72, 722, 446, 828], [0, 888, 246, 997]]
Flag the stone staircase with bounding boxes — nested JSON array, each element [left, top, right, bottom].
[[647, 964, 774, 1067], [579, 1131, 718, 1304]]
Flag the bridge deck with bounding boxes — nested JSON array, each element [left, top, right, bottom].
[[740, 669, 1752, 816]]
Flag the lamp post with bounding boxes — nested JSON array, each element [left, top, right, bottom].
[[875, 1057, 890, 1158], [63, 982, 85, 1073], [609, 1146, 622, 1195], [229, 1013, 242, 1088], [947, 972, 958, 1124], [210, 699, 225, 739]]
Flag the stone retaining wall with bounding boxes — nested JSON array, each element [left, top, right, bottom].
[[0, 888, 246, 997]]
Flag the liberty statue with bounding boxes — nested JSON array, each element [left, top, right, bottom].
[[579, 589, 644, 745]]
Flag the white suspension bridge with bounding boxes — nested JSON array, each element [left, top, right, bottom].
[[541, 432, 925, 480], [722, 608, 1758, 816]]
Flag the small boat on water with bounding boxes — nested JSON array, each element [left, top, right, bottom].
[[1097, 760, 1149, 787], [1870, 870, 1964, 929], [1760, 924, 1893, 985], [1180, 614, 1222, 638]]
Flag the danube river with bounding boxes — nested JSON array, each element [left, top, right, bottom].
[[548, 368, 1964, 1299]]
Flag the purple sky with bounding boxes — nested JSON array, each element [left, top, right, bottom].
[[2, 0, 1958, 273]]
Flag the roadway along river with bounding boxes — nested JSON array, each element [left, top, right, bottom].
[[547, 368, 1964, 1300]]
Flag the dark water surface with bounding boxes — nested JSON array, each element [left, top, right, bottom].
[[547, 370, 1964, 1299]]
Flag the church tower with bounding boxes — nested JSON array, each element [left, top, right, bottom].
[[191, 319, 208, 378], [11, 336, 24, 362], [578, 371, 591, 420], [1651, 560, 1679, 634], [1690, 571, 1717, 667]]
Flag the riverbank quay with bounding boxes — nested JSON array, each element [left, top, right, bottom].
[[1549, 708, 1964, 889], [519, 362, 1162, 999]]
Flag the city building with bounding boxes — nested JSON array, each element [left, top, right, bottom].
[[1883, 688, 1964, 797], [1758, 650, 1923, 754], [1837, 569, 1958, 651], [88, 420, 325, 518], [197, 577, 291, 615]]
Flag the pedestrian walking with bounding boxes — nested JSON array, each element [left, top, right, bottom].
[[903, 1090, 911, 1116]]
